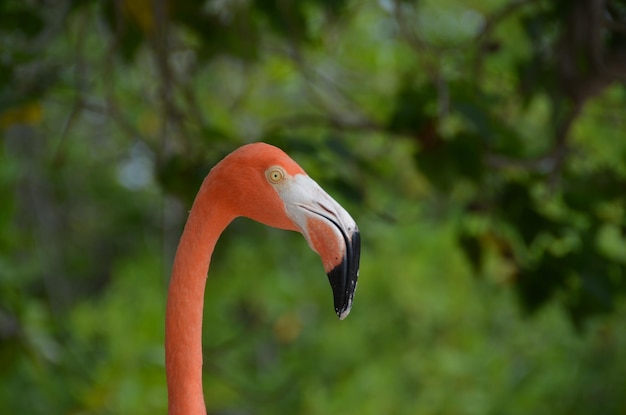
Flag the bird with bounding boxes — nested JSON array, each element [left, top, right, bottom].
[[165, 142, 360, 415]]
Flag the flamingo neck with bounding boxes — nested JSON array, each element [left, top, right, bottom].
[[165, 177, 233, 415]]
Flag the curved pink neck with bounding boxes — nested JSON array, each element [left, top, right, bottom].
[[165, 178, 233, 415]]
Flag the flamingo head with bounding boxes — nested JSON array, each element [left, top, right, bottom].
[[211, 143, 360, 319]]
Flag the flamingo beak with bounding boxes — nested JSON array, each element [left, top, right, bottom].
[[281, 175, 361, 319], [324, 225, 360, 319]]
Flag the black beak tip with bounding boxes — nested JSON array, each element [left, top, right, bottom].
[[327, 230, 360, 320]]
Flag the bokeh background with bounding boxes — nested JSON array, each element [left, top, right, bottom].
[[2, 0, 626, 414]]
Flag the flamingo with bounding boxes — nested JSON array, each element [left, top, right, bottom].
[[165, 142, 361, 415]]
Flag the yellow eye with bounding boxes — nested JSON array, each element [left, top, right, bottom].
[[266, 167, 285, 184]]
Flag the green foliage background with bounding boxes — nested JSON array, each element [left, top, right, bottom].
[[1, 0, 626, 414]]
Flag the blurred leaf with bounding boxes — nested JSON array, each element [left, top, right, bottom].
[[172, 2, 260, 61], [121, 0, 155, 34], [562, 168, 626, 213], [101, 1, 146, 63], [517, 252, 567, 313], [0, 7, 44, 37], [0, 101, 42, 129], [156, 154, 212, 206], [253, 0, 310, 42], [496, 180, 562, 245], [458, 233, 483, 273], [413, 132, 484, 191], [387, 80, 437, 137]]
